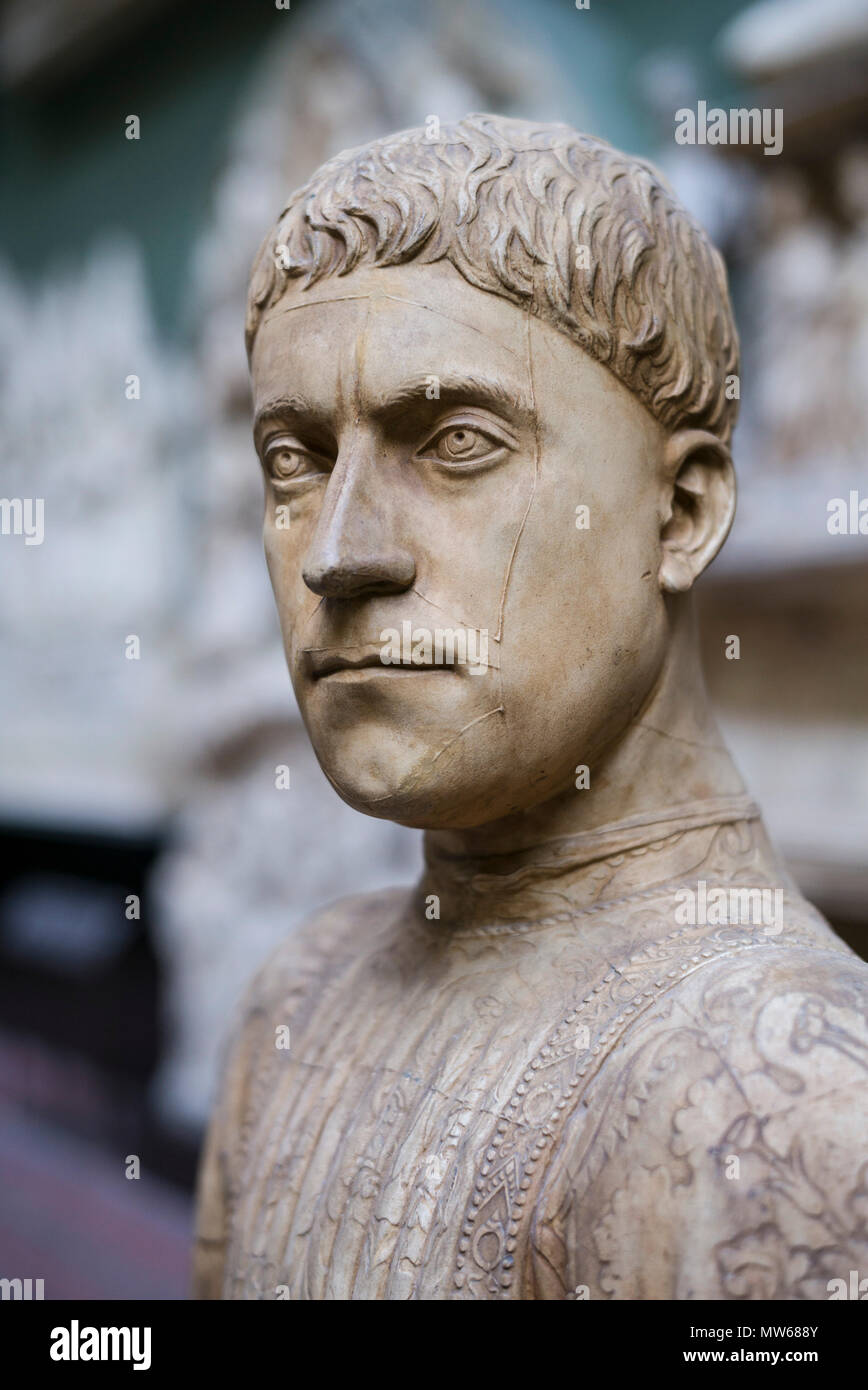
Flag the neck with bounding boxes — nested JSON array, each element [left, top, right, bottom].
[[421, 597, 756, 928]]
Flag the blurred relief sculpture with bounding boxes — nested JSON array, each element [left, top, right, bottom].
[[193, 116, 868, 1300]]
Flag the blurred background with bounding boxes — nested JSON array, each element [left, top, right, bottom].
[[1, 0, 866, 1299]]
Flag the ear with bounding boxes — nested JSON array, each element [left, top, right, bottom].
[[658, 429, 735, 594]]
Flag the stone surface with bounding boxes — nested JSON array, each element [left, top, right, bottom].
[[193, 116, 868, 1299]]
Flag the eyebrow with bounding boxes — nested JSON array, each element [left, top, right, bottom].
[[372, 372, 534, 423], [253, 394, 329, 442], [254, 373, 534, 439]]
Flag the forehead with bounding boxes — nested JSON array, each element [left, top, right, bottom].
[[250, 260, 653, 443], [250, 262, 531, 404], [257, 260, 527, 342]]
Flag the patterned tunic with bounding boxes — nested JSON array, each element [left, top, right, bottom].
[[193, 802, 868, 1299]]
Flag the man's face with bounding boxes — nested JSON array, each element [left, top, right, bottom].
[[251, 261, 670, 829]]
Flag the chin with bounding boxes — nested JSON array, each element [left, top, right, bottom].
[[312, 749, 461, 828], [304, 723, 479, 827], [313, 734, 559, 831]]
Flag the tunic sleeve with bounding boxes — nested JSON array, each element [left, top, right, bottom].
[[191, 987, 269, 1299]]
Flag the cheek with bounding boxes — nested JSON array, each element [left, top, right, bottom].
[[499, 479, 664, 724], [263, 521, 316, 648], [263, 526, 292, 613]]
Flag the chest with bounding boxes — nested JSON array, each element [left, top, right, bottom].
[[219, 918, 703, 1299], [221, 949, 604, 1298]]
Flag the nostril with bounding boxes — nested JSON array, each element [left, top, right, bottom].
[[302, 553, 416, 598]]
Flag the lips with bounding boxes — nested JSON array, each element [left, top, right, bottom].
[[309, 649, 390, 678], [305, 645, 457, 679]]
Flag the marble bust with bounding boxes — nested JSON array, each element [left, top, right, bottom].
[[193, 115, 868, 1300]]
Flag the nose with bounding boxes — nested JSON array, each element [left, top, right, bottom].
[[301, 441, 416, 599]]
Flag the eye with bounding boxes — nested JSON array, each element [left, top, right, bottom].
[[418, 420, 509, 469], [263, 436, 328, 484]]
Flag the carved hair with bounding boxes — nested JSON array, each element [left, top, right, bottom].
[[246, 113, 739, 444]]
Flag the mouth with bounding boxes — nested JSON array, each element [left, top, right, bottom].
[[306, 648, 459, 680]]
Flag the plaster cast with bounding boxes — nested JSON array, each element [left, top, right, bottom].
[[193, 116, 868, 1301]]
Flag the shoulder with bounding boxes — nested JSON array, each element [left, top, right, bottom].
[[580, 933, 868, 1297], [538, 919, 868, 1298], [678, 929, 867, 1062], [206, 885, 412, 1120], [229, 884, 413, 1038], [602, 884, 868, 1128], [621, 877, 864, 1076], [672, 933, 868, 1139], [627, 924, 868, 1160]]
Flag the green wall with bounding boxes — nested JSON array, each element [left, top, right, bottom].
[[0, 0, 751, 342]]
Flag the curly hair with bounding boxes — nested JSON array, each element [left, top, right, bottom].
[[246, 113, 739, 445]]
